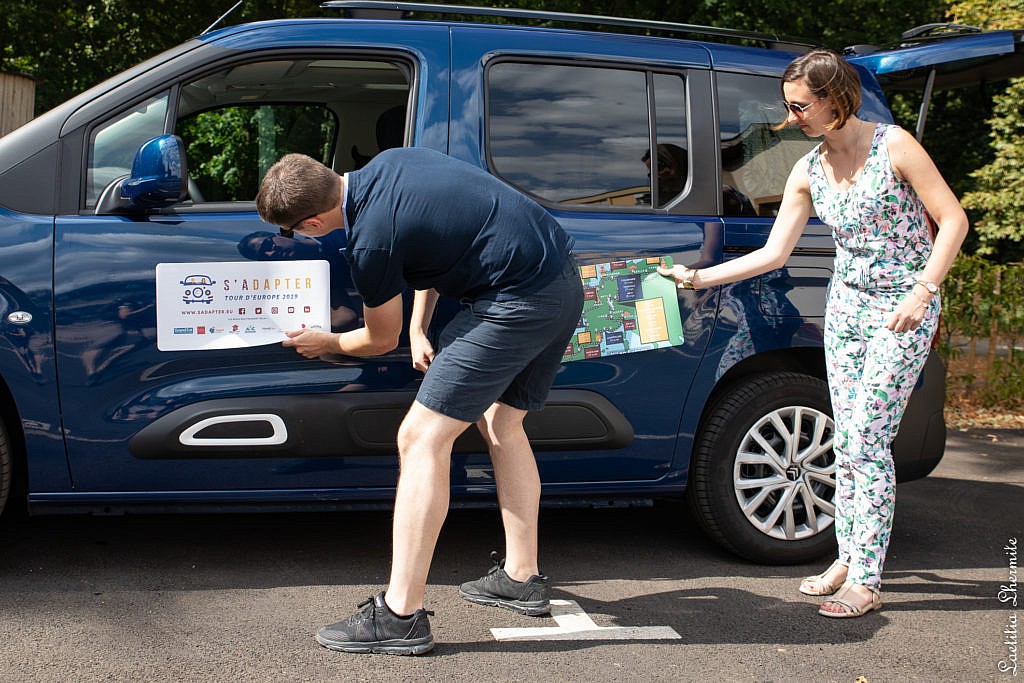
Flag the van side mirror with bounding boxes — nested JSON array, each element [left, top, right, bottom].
[[94, 134, 189, 214]]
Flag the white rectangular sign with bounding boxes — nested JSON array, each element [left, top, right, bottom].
[[156, 260, 331, 351]]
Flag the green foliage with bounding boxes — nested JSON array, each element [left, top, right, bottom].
[[687, 0, 948, 50], [889, 86, 1003, 257], [959, 79, 1024, 261], [946, 0, 1024, 262], [950, 0, 1024, 29], [179, 108, 259, 202], [179, 104, 337, 202], [890, 88, 997, 198], [941, 255, 1024, 408], [1, 1, 323, 114], [984, 356, 1024, 406], [394, 0, 949, 51], [942, 256, 1024, 339]]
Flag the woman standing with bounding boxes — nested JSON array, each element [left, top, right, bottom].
[[660, 49, 968, 618]]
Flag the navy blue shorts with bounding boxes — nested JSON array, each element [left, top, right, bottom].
[[416, 255, 584, 423]]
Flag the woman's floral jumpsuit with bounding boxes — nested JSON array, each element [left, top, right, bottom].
[[807, 123, 940, 589]]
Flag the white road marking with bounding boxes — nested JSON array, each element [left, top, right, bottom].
[[491, 599, 681, 641]]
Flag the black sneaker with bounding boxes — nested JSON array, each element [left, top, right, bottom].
[[315, 592, 434, 655], [458, 552, 551, 616]]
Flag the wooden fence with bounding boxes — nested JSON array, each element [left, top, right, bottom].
[[941, 256, 1024, 408], [0, 72, 35, 136]]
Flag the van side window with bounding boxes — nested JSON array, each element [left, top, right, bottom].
[[86, 94, 169, 208], [717, 72, 817, 217], [486, 62, 688, 209], [174, 58, 410, 203], [652, 73, 688, 208]]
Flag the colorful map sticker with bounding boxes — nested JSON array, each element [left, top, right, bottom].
[[564, 256, 683, 362]]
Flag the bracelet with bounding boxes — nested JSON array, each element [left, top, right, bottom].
[[680, 267, 697, 290], [911, 291, 930, 306]]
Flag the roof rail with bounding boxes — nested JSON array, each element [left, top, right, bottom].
[[900, 23, 982, 43], [844, 23, 985, 55], [321, 1, 815, 51]]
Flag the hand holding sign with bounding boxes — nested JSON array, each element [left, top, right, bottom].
[[283, 328, 341, 358], [156, 261, 330, 351]]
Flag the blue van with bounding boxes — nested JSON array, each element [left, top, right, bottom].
[[0, 3, 1019, 562]]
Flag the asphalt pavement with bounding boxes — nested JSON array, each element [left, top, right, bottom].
[[0, 429, 1020, 682]]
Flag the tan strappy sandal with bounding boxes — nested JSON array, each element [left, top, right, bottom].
[[799, 559, 847, 596], [818, 581, 882, 618]]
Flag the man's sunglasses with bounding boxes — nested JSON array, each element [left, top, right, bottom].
[[783, 98, 822, 116], [279, 213, 317, 238]]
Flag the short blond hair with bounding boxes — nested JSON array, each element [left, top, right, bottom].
[[782, 49, 862, 130], [256, 154, 340, 227]]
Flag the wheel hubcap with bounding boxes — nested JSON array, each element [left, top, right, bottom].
[[733, 405, 836, 541]]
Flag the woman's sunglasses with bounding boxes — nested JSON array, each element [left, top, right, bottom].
[[783, 98, 822, 116]]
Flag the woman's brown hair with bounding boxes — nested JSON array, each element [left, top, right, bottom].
[[782, 49, 862, 130]]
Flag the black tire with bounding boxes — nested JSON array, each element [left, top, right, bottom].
[[688, 372, 838, 565], [0, 420, 10, 517]]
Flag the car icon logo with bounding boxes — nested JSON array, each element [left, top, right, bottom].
[[179, 274, 216, 304]]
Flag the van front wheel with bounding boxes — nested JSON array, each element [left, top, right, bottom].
[[688, 372, 838, 565], [0, 420, 10, 517]]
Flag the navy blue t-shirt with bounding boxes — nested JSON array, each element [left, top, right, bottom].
[[343, 147, 574, 307]]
